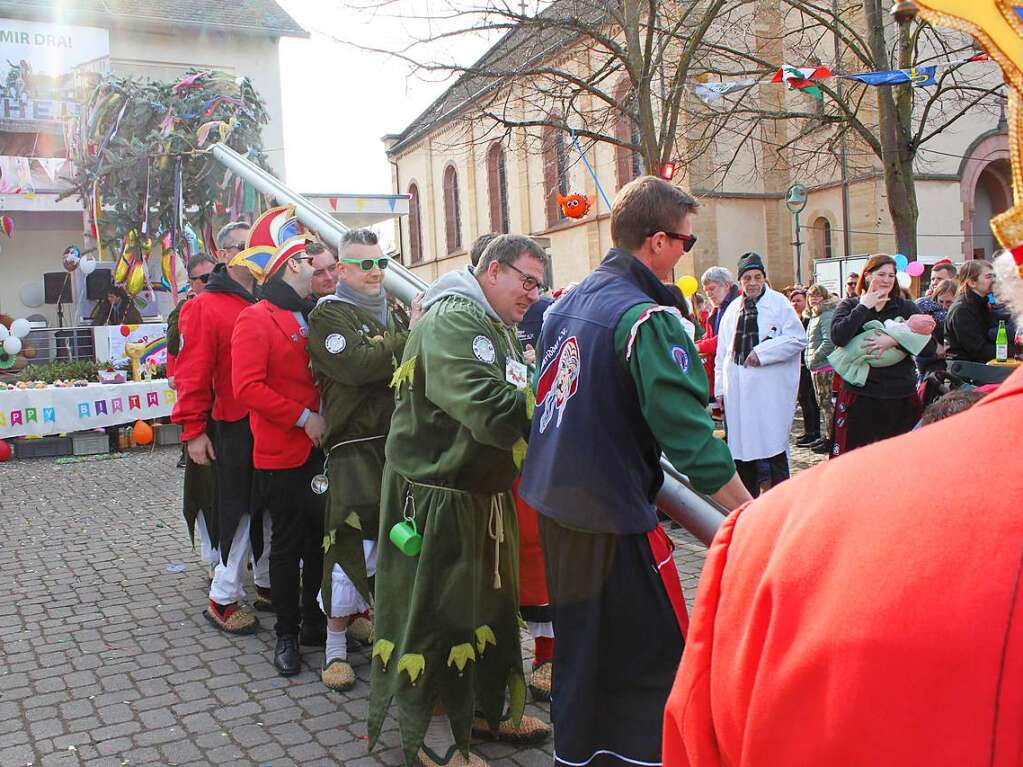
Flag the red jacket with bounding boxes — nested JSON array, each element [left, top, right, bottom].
[[664, 366, 1023, 767], [231, 300, 319, 469], [171, 290, 252, 442]]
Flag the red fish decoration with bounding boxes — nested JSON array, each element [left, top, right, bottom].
[[557, 193, 593, 220], [0, 215, 13, 237]]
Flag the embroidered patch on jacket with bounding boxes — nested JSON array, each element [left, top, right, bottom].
[[671, 345, 691, 373], [325, 334, 347, 354], [535, 335, 580, 434], [472, 335, 496, 363]]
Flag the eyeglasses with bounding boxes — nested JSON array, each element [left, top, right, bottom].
[[651, 231, 698, 253], [291, 255, 315, 265], [189, 273, 211, 284], [341, 256, 390, 271], [504, 261, 549, 293], [222, 244, 244, 253]]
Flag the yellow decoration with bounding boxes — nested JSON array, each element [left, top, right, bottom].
[[910, 1, 1023, 247], [124, 341, 146, 381], [676, 275, 699, 298], [447, 643, 476, 672], [345, 511, 362, 530], [372, 639, 395, 669], [474, 625, 497, 656], [512, 438, 528, 470], [390, 356, 417, 390], [397, 653, 426, 683]]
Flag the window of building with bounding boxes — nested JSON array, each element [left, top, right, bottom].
[[813, 216, 833, 259], [487, 142, 510, 234], [408, 182, 423, 264], [443, 164, 462, 254], [543, 125, 570, 228], [614, 80, 643, 189]]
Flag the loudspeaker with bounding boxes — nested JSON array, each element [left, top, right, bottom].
[[85, 268, 113, 300], [43, 272, 72, 304]]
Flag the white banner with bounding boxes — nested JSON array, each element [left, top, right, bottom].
[[0, 19, 109, 78], [0, 379, 175, 438]]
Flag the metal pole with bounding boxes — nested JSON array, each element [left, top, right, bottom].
[[209, 142, 730, 545], [795, 210, 803, 284]]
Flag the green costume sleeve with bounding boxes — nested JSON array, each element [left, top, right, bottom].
[[166, 303, 182, 357], [308, 302, 408, 387], [422, 304, 528, 451], [615, 303, 735, 495]]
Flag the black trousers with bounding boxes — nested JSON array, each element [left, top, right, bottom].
[[797, 365, 820, 437], [538, 515, 682, 767], [256, 452, 326, 638], [214, 417, 258, 564], [735, 452, 789, 498]]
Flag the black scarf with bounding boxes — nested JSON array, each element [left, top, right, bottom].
[[732, 290, 763, 365], [204, 263, 257, 303], [260, 278, 315, 318]]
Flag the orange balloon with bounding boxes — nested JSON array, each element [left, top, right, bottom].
[[132, 419, 154, 446]]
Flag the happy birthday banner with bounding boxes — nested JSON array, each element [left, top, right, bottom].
[[0, 379, 174, 439], [693, 52, 991, 104]]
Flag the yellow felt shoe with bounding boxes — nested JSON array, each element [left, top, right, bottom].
[[320, 658, 356, 691], [529, 660, 552, 702], [347, 615, 373, 645], [414, 747, 488, 767], [470, 713, 551, 745]]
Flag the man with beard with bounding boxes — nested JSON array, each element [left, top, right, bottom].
[[308, 228, 413, 691], [232, 235, 326, 676], [172, 222, 271, 634], [309, 241, 340, 299]]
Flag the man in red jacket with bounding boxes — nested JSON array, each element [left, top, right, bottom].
[[232, 235, 327, 676], [172, 222, 272, 635]]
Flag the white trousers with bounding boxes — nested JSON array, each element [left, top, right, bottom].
[[526, 620, 555, 639], [195, 511, 220, 566], [317, 540, 377, 619]]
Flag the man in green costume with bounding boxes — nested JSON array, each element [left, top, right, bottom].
[[369, 234, 552, 767], [307, 233, 414, 692]]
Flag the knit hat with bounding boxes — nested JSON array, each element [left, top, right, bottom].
[[737, 252, 766, 279]]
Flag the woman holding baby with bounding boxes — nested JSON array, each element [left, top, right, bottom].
[[829, 254, 936, 456]]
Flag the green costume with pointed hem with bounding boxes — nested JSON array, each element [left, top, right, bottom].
[[308, 296, 410, 611], [368, 292, 529, 764]]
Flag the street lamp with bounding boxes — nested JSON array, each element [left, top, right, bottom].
[[785, 182, 808, 284]]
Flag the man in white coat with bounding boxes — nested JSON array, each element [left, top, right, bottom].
[[715, 252, 806, 497]]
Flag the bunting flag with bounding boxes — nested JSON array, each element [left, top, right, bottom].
[[772, 65, 833, 99], [694, 80, 758, 104], [844, 65, 937, 87]]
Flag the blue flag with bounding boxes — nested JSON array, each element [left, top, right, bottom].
[[844, 66, 936, 88]]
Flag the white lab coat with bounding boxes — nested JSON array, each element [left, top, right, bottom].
[[714, 286, 807, 461]]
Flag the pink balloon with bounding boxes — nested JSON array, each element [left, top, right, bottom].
[[906, 261, 925, 277]]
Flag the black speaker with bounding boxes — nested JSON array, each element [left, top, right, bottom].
[[43, 272, 72, 304], [85, 268, 113, 300]]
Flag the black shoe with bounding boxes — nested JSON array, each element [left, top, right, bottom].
[[796, 434, 820, 447], [273, 635, 301, 676], [811, 440, 833, 455], [299, 624, 327, 647]]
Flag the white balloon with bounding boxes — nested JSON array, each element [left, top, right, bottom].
[[10, 318, 31, 338], [19, 282, 44, 308], [80, 256, 97, 275], [896, 271, 912, 290], [3, 336, 22, 355], [0, 324, 8, 340]]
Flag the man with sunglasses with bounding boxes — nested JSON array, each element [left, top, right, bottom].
[[369, 234, 552, 767], [306, 228, 412, 692], [172, 221, 275, 638], [519, 176, 751, 767], [846, 271, 860, 298]]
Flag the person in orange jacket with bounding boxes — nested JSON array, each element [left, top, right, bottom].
[[664, 266, 1023, 765]]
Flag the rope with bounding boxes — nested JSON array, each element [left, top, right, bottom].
[[570, 129, 613, 210], [488, 494, 506, 590]]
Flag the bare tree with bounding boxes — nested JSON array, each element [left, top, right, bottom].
[[687, 0, 1005, 258]]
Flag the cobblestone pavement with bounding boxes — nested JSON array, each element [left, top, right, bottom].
[[0, 435, 823, 767]]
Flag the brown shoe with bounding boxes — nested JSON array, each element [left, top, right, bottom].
[[253, 587, 273, 612], [203, 602, 259, 635], [347, 615, 373, 645], [529, 660, 552, 702], [470, 713, 551, 745], [414, 748, 488, 767], [320, 658, 356, 691]]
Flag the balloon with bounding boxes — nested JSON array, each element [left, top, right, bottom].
[[676, 275, 700, 298], [906, 260, 925, 277], [133, 420, 154, 446], [0, 215, 13, 237], [3, 336, 23, 355], [10, 318, 30, 338], [894, 254, 908, 271], [80, 256, 97, 275], [19, 282, 44, 308], [0, 324, 8, 340], [0, 439, 11, 462], [119, 325, 131, 337], [896, 271, 912, 289]]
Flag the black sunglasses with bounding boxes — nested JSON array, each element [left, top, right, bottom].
[[189, 273, 211, 284], [652, 231, 698, 253], [342, 256, 390, 271]]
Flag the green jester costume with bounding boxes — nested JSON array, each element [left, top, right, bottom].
[[368, 267, 531, 763], [307, 294, 410, 615]]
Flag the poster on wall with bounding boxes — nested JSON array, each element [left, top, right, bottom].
[[95, 323, 168, 367]]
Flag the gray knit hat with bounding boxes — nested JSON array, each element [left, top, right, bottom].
[[737, 252, 766, 279]]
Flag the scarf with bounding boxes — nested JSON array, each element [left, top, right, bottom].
[[260, 278, 314, 319], [334, 280, 388, 326], [732, 291, 762, 365]]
